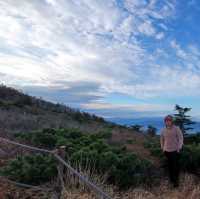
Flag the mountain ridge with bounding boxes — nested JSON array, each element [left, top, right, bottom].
[[107, 117, 200, 133], [0, 84, 114, 134]]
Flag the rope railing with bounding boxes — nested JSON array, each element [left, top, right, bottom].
[[54, 153, 112, 199], [0, 175, 52, 191], [0, 137, 112, 199], [0, 137, 52, 154]]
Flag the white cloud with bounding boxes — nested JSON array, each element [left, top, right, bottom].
[[170, 40, 200, 73], [1, 0, 200, 107], [155, 32, 165, 40], [81, 101, 174, 118], [170, 40, 187, 59], [82, 101, 172, 112], [138, 21, 156, 36], [45, 0, 56, 6]]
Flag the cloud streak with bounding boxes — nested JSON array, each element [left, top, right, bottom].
[[0, 0, 200, 118]]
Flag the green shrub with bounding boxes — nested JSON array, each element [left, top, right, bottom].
[[1, 154, 57, 185], [98, 130, 112, 139], [126, 139, 135, 144], [114, 153, 153, 188], [179, 144, 200, 172], [100, 151, 119, 171], [13, 128, 154, 188], [184, 133, 200, 145], [70, 148, 100, 170], [145, 138, 200, 173], [143, 139, 164, 158], [149, 147, 163, 158], [15, 129, 57, 149]]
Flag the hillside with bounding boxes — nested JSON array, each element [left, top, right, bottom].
[[0, 84, 156, 162], [1, 85, 200, 199], [0, 84, 113, 134]]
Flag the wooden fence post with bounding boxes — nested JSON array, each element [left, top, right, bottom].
[[56, 146, 66, 197], [0, 138, 112, 199]]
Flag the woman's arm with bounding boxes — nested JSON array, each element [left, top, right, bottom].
[[176, 127, 184, 152], [160, 130, 165, 152]]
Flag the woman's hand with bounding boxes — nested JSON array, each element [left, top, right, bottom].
[[177, 149, 181, 153]]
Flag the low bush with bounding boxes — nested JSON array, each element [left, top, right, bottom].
[[144, 135, 200, 174], [179, 144, 200, 172], [184, 133, 200, 145], [12, 128, 154, 188], [0, 154, 57, 185]]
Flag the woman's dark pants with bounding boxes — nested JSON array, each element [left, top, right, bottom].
[[164, 151, 180, 187]]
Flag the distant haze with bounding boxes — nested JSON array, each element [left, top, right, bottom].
[[107, 117, 200, 134]]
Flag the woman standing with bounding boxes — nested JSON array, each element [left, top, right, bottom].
[[160, 115, 184, 187]]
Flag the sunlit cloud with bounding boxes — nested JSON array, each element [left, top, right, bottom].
[[0, 0, 200, 118]]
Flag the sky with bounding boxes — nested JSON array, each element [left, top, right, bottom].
[[0, 0, 200, 120]]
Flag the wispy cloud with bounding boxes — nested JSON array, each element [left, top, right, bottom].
[[81, 101, 173, 118], [0, 0, 200, 118]]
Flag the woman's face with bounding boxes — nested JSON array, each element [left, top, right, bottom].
[[165, 119, 173, 127]]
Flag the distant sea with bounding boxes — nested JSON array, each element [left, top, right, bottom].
[[106, 117, 200, 134]]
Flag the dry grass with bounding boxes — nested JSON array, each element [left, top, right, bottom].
[[0, 166, 200, 199], [62, 158, 109, 191], [61, 173, 200, 199], [0, 177, 53, 199]]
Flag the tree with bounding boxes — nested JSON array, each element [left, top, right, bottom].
[[173, 104, 195, 136], [131, 124, 143, 132], [147, 125, 157, 137]]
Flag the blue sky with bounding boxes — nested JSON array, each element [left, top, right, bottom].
[[0, 0, 200, 120]]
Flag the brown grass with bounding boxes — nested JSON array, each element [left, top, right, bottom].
[[61, 173, 200, 199], [0, 164, 200, 199]]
